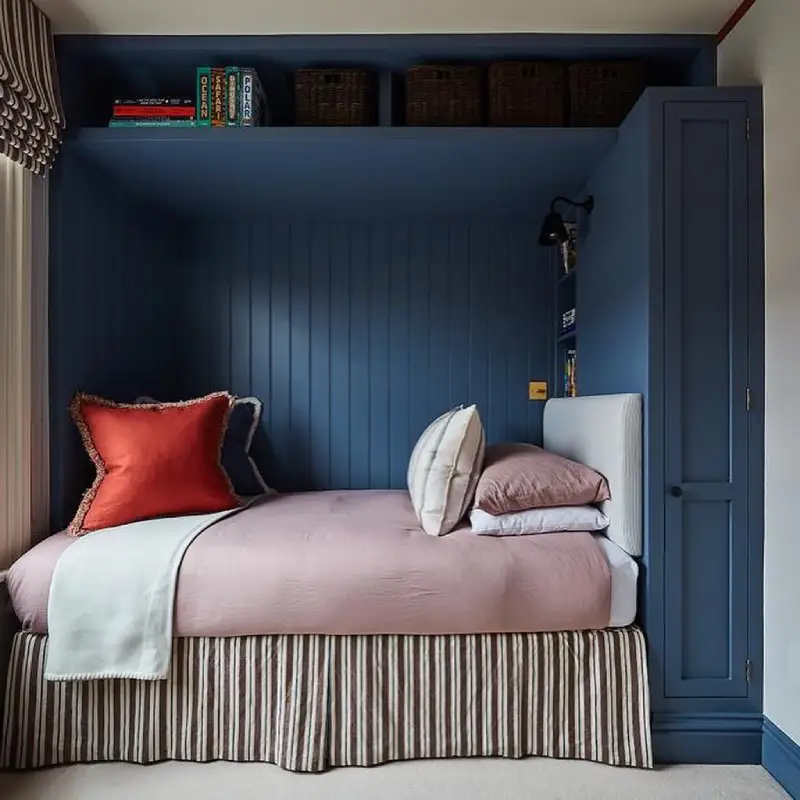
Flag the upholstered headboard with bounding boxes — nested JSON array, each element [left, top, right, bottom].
[[543, 393, 642, 556]]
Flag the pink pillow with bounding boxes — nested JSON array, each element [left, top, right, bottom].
[[473, 443, 610, 514]]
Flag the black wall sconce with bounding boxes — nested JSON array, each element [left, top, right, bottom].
[[538, 195, 595, 246]]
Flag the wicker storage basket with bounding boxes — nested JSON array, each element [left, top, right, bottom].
[[568, 62, 645, 127], [406, 66, 482, 126], [488, 61, 566, 126], [294, 68, 375, 126]]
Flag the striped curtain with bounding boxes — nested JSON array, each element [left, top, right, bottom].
[[0, 155, 49, 571], [0, 0, 64, 174]]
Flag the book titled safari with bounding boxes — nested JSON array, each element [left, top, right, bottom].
[[196, 67, 211, 126], [211, 67, 226, 127]]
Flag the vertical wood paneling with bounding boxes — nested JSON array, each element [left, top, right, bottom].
[[309, 224, 331, 489], [369, 223, 390, 488], [230, 221, 252, 398], [326, 225, 350, 488], [290, 222, 312, 488], [269, 223, 293, 486], [407, 224, 431, 470], [388, 223, 411, 488], [348, 224, 372, 489], [177, 219, 549, 492], [49, 157, 184, 530]]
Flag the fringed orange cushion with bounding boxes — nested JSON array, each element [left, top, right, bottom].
[[67, 392, 240, 536]]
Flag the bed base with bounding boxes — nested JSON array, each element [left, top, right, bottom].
[[1, 627, 651, 771]]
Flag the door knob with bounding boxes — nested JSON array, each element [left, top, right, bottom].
[[670, 486, 683, 498]]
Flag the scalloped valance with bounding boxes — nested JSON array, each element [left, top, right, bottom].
[[0, 0, 64, 173]]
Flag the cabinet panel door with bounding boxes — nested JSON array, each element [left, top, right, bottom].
[[663, 101, 750, 698]]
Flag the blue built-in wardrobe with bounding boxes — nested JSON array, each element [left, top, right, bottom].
[[48, 34, 764, 763], [578, 87, 765, 762]]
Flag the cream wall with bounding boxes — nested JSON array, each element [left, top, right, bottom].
[[35, 0, 738, 35], [718, 0, 800, 746]]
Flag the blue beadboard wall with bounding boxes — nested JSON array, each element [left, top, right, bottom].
[[49, 155, 183, 530], [178, 220, 550, 492]]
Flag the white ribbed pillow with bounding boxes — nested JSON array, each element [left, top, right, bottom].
[[470, 505, 610, 536], [407, 405, 485, 536]]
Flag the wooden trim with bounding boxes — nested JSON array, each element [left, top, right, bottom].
[[718, 0, 760, 44]]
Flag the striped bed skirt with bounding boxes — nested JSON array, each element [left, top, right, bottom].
[[1, 627, 652, 771]]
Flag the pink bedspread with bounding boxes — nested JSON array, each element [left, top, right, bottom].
[[8, 491, 611, 637]]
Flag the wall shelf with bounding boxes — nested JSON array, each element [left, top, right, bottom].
[[65, 126, 618, 217]]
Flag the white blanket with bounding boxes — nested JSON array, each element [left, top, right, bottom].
[[45, 508, 244, 681]]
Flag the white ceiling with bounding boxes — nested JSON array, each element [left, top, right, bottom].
[[37, 0, 741, 36]]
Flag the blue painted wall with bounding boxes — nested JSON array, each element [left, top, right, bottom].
[[177, 220, 550, 492], [49, 155, 183, 530], [577, 93, 660, 695], [577, 98, 651, 399]]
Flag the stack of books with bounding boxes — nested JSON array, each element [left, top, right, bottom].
[[196, 67, 269, 127], [560, 221, 578, 274], [561, 307, 576, 334], [564, 349, 577, 398], [109, 98, 196, 128]]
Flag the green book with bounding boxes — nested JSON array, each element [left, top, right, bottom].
[[108, 120, 198, 128], [196, 66, 211, 127], [225, 66, 241, 126]]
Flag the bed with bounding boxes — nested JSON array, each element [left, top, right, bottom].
[[1, 393, 651, 770]]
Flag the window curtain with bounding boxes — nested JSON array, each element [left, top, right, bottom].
[[0, 0, 64, 174], [0, 154, 49, 570]]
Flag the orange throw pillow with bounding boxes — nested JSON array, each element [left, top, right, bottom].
[[67, 392, 240, 536]]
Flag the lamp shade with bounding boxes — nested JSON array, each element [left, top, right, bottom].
[[538, 211, 570, 247]]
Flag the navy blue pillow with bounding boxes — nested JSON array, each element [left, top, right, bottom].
[[221, 397, 273, 496], [135, 395, 274, 497]]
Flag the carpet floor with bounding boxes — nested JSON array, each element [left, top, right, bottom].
[[0, 760, 789, 799]]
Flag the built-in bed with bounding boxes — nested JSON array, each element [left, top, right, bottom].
[[1, 393, 651, 770]]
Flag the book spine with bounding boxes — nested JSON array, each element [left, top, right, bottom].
[[240, 69, 255, 127], [108, 120, 198, 128], [114, 106, 196, 118], [197, 67, 211, 127], [226, 67, 241, 127], [211, 67, 226, 127], [113, 97, 193, 106]]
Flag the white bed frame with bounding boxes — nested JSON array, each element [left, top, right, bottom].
[[543, 393, 642, 557]]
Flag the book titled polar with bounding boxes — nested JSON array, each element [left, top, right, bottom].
[[240, 68, 267, 126]]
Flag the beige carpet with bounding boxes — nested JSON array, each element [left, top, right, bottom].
[[0, 760, 789, 799]]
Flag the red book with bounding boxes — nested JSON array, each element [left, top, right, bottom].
[[113, 105, 196, 118]]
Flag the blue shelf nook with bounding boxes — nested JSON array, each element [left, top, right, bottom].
[[48, 33, 763, 767]]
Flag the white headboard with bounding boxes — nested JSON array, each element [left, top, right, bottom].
[[543, 393, 642, 556]]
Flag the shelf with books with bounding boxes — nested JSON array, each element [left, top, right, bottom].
[[552, 210, 583, 398]]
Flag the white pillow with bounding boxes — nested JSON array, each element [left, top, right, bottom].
[[408, 405, 485, 536], [470, 505, 609, 536]]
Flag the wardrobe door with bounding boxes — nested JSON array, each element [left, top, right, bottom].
[[662, 101, 751, 698]]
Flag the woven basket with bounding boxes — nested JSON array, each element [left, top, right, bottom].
[[488, 62, 566, 126], [406, 66, 482, 126], [294, 69, 375, 126], [568, 62, 645, 127]]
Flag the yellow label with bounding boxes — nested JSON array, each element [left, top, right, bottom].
[[528, 381, 548, 401]]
